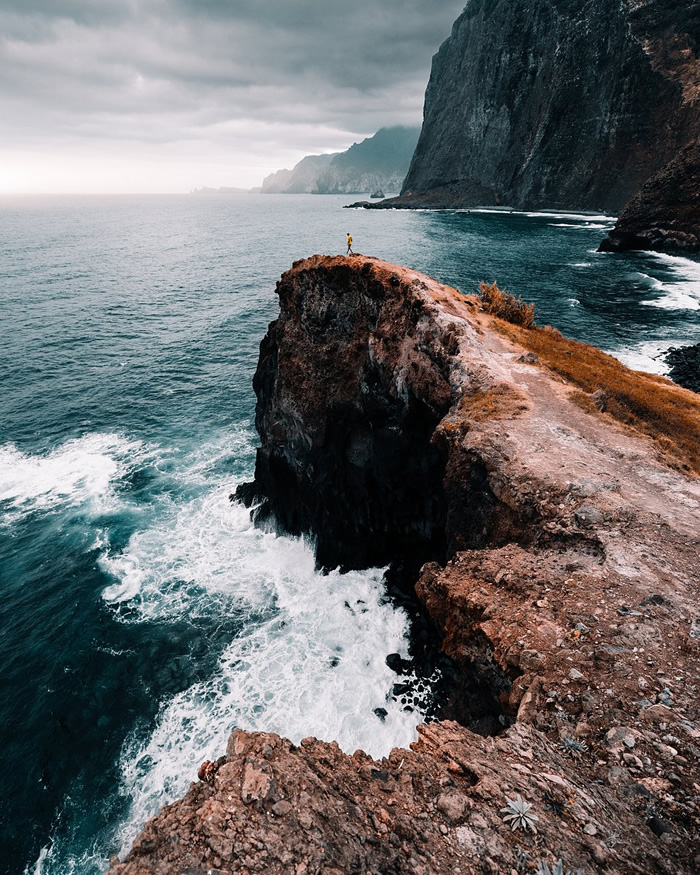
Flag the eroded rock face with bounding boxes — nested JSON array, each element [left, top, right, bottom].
[[237, 256, 529, 571], [599, 143, 700, 253], [111, 257, 700, 874], [396, 0, 698, 212]]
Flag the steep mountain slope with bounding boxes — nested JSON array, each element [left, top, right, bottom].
[[600, 142, 700, 253], [260, 154, 337, 194], [397, 0, 699, 212], [261, 126, 419, 195]]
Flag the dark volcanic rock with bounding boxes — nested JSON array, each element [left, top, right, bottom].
[[396, 0, 699, 212], [665, 342, 700, 392], [236, 256, 533, 570], [599, 143, 700, 254], [236, 257, 453, 570]]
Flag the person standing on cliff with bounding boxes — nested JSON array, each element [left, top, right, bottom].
[[346, 233, 354, 255]]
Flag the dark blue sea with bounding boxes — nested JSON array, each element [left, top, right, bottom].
[[1, 194, 698, 875]]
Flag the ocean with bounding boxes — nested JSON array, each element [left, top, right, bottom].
[[1, 193, 698, 875]]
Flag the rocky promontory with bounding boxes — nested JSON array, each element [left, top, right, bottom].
[[109, 257, 700, 874], [599, 143, 700, 254]]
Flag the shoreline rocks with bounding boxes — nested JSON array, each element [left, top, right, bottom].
[[665, 343, 700, 393], [599, 145, 700, 255]]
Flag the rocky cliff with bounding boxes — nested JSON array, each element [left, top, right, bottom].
[[599, 142, 700, 253], [388, 0, 699, 213], [108, 257, 700, 875]]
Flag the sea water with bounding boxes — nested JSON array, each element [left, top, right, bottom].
[[1, 194, 698, 875]]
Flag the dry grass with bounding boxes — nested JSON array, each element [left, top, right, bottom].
[[459, 383, 529, 422], [479, 282, 536, 328], [492, 320, 700, 474]]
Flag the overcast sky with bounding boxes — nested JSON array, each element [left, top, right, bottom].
[[0, 1, 466, 193]]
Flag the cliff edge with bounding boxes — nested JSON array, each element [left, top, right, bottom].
[[108, 257, 700, 875]]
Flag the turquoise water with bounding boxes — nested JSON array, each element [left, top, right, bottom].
[[1, 194, 698, 875]]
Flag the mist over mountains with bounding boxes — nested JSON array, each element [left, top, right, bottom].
[[261, 126, 420, 195]]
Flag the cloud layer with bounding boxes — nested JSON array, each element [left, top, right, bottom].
[[0, 1, 466, 191]]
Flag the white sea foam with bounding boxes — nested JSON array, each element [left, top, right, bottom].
[[110, 518, 419, 856], [466, 208, 615, 221], [95, 437, 425, 858], [640, 251, 700, 311], [101, 493, 284, 618], [608, 340, 675, 375], [0, 433, 151, 523], [29, 844, 103, 875], [549, 222, 612, 230]]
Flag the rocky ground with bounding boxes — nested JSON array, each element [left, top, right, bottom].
[[108, 256, 700, 874]]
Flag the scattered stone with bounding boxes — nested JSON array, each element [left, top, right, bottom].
[[574, 505, 604, 527], [240, 762, 273, 804], [656, 689, 674, 707], [653, 742, 678, 760], [454, 826, 486, 855], [647, 815, 672, 837], [436, 791, 468, 824], [518, 351, 539, 365], [592, 389, 608, 411], [386, 652, 408, 673], [641, 704, 675, 723], [583, 822, 598, 836]]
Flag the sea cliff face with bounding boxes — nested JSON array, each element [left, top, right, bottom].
[[397, 0, 698, 213], [109, 257, 700, 875]]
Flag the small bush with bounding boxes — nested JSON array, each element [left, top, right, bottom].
[[479, 281, 536, 328]]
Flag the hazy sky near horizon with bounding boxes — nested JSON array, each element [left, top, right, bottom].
[[1, 0, 466, 193]]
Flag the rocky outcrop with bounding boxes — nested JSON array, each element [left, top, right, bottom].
[[387, 0, 699, 213], [665, 342, 700, 392], [109, 257, 700, 874], [261, 127, 419, 196], [599, 143, 700, 253]]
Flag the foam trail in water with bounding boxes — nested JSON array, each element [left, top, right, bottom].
[[110, 526, 419, 856], [0, 433, 151, 524]]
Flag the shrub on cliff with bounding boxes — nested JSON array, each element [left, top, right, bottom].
[[479, 281, 536, 328]]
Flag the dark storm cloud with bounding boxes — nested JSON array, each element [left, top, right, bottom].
[[0, 1, 466, 185]]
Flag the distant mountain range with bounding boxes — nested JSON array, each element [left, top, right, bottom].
[[261, 126, 420, 195]]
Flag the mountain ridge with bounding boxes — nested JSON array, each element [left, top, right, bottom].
[[261, 126, 420, 195]]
